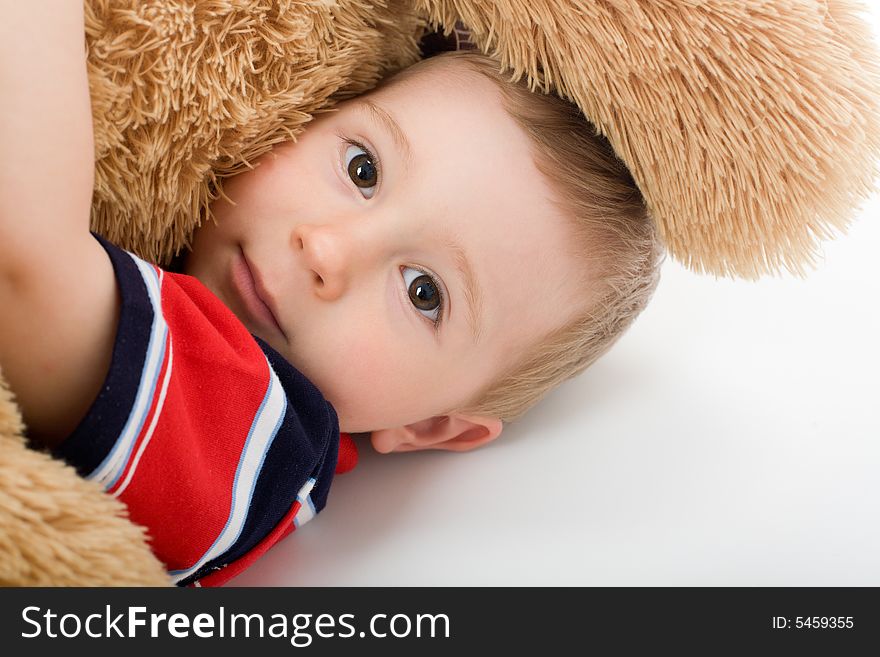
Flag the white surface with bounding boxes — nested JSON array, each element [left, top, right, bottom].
[[229, 12, 880, 587]]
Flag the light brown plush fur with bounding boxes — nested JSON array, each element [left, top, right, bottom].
[[1, 0, 878, 585]]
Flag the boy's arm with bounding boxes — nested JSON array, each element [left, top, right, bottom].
[[0, 1, 119, 444]]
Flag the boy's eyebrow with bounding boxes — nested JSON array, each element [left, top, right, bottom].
[[354, 99, 413, 170], [442, 232, 484, 344]]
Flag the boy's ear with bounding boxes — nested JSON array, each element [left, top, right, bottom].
[[370, 414, 503, 454]]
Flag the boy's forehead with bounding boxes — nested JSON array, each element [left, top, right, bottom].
[[369, 56, 500, 109]]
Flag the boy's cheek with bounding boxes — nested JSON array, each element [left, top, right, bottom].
[[318, 333, 405, 430], [333, 335, 391, 396]]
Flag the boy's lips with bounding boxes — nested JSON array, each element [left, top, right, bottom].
[[230, 247, 288, 340]]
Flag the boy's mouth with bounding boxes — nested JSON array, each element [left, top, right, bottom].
[[231, 246, 288, 341]]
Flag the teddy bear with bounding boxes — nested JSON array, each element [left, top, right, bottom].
[[1, 0, 878, 586]]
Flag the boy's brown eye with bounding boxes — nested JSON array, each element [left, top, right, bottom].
[[344, 143, 378, 198], [408, 274, 440, 311], [347, 153, 377, 187], [401, 266, 444, 326]]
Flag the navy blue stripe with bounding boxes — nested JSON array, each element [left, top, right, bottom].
[[177, 338, 340, 586], [257, 336, 340, 518], [258, 337, 341, 516], [53, 234, 156, 478]]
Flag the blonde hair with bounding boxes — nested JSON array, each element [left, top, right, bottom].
[[388, 51, 665, 421]]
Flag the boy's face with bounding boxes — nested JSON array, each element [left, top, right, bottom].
[[186, 58, 584, 441]]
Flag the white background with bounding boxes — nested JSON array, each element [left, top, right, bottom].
[[229, 7, 880, 587]]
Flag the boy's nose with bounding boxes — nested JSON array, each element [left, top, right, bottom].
[[290, 223, 354, 301]]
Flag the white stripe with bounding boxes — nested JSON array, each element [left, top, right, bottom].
[[292, 478, 317, 528], [112, 338, 174, 498], [170, 358, 287, 583], [89, 260, 168, 489]]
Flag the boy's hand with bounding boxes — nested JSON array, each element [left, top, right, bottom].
[[0, 1, 119, 444]]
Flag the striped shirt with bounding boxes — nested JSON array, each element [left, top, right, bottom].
[[54, 236, 356, 586]]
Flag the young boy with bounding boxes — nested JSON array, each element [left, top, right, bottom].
[[0, 3, 660, 585]]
